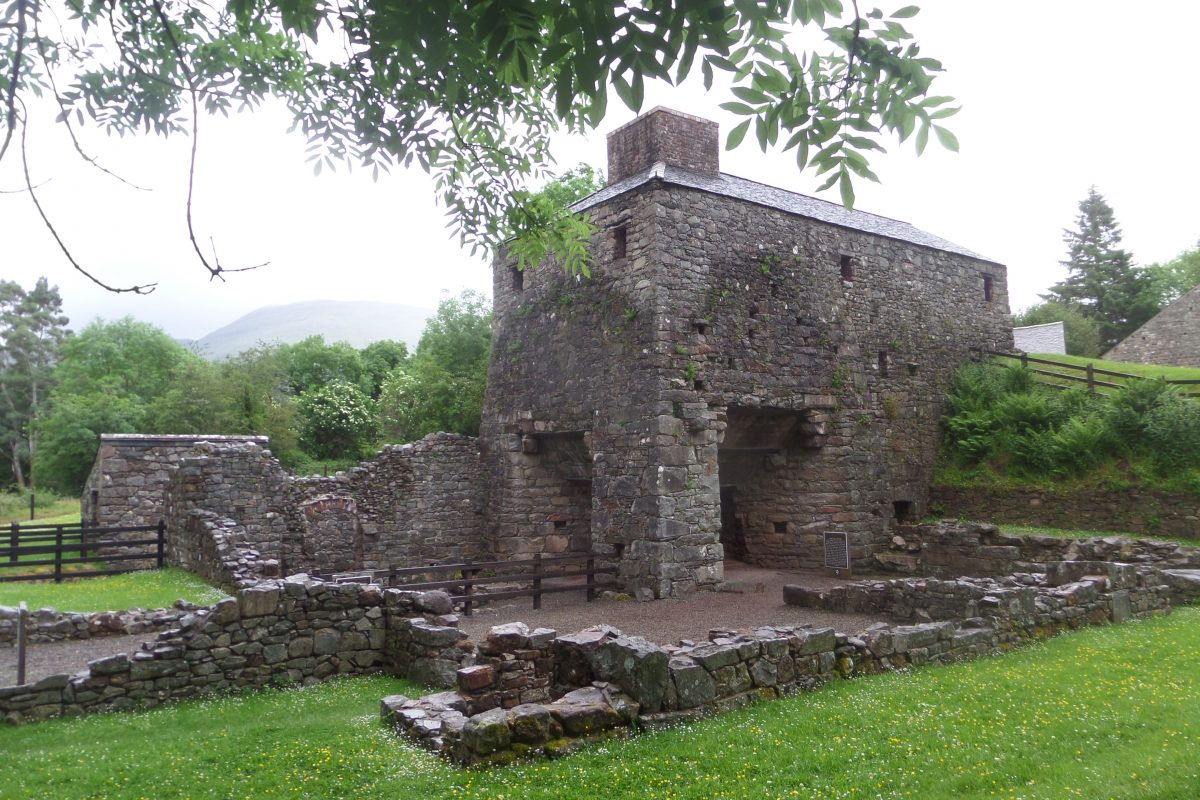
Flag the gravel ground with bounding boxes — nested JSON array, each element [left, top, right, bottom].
[[0, 633, 153, 687], [458, 561, 887, 645]]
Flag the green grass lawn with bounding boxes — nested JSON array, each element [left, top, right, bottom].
[[998, 524, 1193, 546], [0, 568, 228, 612], [2, 608, 1198, 799], [0, 492, 80, 525], [1014, 353, 1200, 398]]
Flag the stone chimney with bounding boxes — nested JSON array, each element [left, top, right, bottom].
[[606, 107, 719, 185]]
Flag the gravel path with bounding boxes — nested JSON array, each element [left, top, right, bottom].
[[458, 562, 886, 645], [0, 633, 154, 687]]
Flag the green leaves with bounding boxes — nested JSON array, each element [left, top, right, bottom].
[[11, 0, 957, 289]]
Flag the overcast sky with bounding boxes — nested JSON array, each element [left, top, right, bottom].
[[3, 0, 1198, 340]]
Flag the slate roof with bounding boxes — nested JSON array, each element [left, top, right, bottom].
[[573, 162, 997, 264]]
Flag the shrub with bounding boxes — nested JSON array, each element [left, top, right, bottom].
[[1107, 378, 1181, 443], [1143, 398, 1200, 471], [296, 381, 377, 460]]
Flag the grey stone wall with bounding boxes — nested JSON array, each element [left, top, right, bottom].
[[930, 486, 1200, 538], [82, 435, 269, 528], [1105, 281, 1200, 366], [0, 602, 204, 647], [0, 580, 461, 722], [163, 435, 486, 584]]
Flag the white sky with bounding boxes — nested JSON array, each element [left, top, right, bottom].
[[2, 0, 1198, 339]]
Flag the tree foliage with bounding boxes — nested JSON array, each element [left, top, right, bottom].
[[296, 380, 376, 460], [1, 0, 958, 289], [378, 292, 491, 441], [1144, 242, 1200, 308], [1013, 301, 1102, 359], [1042, 188, 1156, 352], [0, 277, 69, 489]]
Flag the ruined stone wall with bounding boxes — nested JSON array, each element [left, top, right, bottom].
[[1105, 281, 1200, 366], [163, 435, 486, 581], [384, 551, 1193, 767], [874, 520, 1200, 576], [82, 435, 269, 528], [930, 485, 1200, 538], [0, 581, 461, 723]]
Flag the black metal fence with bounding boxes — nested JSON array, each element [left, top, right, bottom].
[[0, 520, 166, 583]]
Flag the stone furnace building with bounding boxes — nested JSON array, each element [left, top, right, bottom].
[[481, 107, 1012, 598], [1105, 281, 1200, 367]]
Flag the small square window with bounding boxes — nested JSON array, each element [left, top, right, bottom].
[[553, 519, 567, 529], [983, 274, 994, 302], [773, 521, 788, 534], [693, 379, 706, 391], [692, 321, 708, 335], [613, 226, 628, 259], [840, 255, 855, 282], [511, 267, 524, 291]]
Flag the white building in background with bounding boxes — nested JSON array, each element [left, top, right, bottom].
[[1013, 321, 1066, 354]]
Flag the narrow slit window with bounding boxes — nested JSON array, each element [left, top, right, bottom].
[[983, 273, 994, 302], [511, 266, 524, 291], [840, 255, 855, 282], [878, 350, 889, 377], [613, 226, 628, 259], [553, 519, 567, 529]]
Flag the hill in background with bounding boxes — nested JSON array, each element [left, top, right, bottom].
[[189, 300, 433, 359]]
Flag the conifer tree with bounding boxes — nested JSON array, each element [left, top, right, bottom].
[[1043, 188, 1156, 351]]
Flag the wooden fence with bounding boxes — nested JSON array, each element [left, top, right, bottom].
[[314, 548, 623, 616], [985, 350, 1200, 398], [0, 520, 166, 583]]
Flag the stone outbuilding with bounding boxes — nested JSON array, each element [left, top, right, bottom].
[[1105, 282, 1200, 366], [481, 107, 1012, 598]]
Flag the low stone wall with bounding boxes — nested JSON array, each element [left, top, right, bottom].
[[380, 523, 1200, 767], [0, 580, 462, 723], [930, 485, 1200, 537], [874, 520, 1200, 577], [0, 602, 203, 647]]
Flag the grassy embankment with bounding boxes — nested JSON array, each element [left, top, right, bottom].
[[1, 608, 1198, 799]]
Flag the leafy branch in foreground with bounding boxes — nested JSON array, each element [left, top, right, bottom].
[[0, 1, 958, 288]]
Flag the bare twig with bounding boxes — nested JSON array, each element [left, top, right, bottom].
[[152, 0, 268, 281], [1, 0, 30, 165], [0, 176, 51, 193], [34, 11, 151, 190], [18, 103, 156, 295]]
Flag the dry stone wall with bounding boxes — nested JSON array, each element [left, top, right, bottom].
[[0, 602, 204, 647], [0, 580, 462, 723]]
